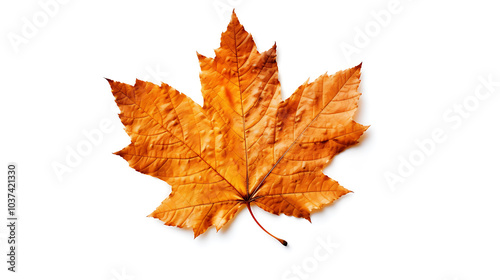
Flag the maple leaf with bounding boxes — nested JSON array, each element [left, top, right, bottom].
[[107, 11, 368, 245]]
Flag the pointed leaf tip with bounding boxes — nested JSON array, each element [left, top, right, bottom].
[[230, 9, 241, 25], [196, 51, 206, 60]]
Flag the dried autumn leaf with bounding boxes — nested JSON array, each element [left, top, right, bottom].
[[107, 11, 368, 245]]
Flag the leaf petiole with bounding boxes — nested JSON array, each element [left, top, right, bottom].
[[246, 202, 287, 246]]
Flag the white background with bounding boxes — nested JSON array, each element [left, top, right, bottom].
[[1, 0, 500, 280]]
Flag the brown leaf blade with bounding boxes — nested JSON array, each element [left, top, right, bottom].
[[251, 65, 368, 219], [108, 11, 367, 242], [107, 79, 245, 236]]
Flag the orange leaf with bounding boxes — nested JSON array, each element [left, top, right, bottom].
[[107, 11, 368, 245]]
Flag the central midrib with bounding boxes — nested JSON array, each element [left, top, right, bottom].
[[233, 23, 251, 200]]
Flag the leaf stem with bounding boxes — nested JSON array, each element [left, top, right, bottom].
[[246, 202, 287, 246]]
